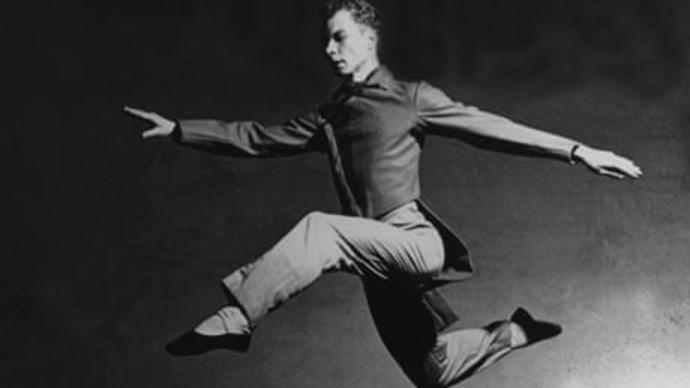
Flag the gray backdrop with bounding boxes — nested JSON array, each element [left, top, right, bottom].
[[6, 0, 690, 387]]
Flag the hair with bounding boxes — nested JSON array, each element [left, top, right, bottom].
[[320, 0, 382, 36]]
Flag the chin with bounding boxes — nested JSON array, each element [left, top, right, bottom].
[[333, 65, 352, 75]]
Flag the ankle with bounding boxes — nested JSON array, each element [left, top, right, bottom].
[[220, 306, 251, 334], [508, 322, 528, 348]]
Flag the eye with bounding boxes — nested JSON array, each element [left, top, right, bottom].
[[334, 32, 347, 43]]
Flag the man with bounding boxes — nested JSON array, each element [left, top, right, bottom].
[[125, 0, 642, 386]]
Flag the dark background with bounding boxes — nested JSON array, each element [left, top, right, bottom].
[[6, 0, 690, 387]]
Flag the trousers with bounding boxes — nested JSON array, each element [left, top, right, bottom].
[[221, 201, 516, 387]]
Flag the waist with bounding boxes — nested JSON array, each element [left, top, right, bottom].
[[375, 200, 433, 229]]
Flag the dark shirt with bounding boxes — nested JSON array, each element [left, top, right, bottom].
[[174, 66, 579, 217]]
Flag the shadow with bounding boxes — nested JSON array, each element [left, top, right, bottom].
[[363, 280, 438, 387]]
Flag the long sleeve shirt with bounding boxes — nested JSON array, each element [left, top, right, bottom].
[[174, 66, 580, 218]]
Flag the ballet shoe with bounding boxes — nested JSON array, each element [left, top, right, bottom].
[[165, 307, 251, 356], [510, 307, 562, 347]]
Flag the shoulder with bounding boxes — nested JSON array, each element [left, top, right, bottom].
[[409, 80, 453, 111], [382, 72, 455, 113], [386, 75, 445, 106]]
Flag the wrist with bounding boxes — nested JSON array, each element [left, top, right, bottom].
[[569, 145, 580, 164], [169, 121, 182, 142], [570, 144, 590, 164]]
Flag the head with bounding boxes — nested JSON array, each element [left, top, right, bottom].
[[321, 0, 381, 79]]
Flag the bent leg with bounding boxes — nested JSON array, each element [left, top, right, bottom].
[[364, 280, 515, 388], [363, 280, 549, 388], [223, 206, 444, 326], [424, 308, 562, 387]]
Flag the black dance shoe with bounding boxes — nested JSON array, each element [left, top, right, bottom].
[[510, 307, 562, 347], [165, 330, 251, 356], [166, 306, 252, 356]]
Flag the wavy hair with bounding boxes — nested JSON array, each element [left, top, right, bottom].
[[320, 0, 382, 36]]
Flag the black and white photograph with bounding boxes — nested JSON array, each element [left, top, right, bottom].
[[5, 0, 689, 387]]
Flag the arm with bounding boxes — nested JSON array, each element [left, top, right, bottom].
[[414, 82, 641, 179], [124, 106, 325, 157]]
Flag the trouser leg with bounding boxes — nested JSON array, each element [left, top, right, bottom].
[[423, 322, 514, 387], [222, 205, 444, 326], [363, 280, 514, 388]]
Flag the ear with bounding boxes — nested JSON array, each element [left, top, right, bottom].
[[366, 30, 378, 52]]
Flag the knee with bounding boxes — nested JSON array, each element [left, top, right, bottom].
[[294, 211, 337, 242], [425, 253, 445, 276], [416, 243, 444, 277], [301, 211, 329, 226], [422, 234, 445, 276]]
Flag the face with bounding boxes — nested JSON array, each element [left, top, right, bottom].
[[324, 10, 377, 77]]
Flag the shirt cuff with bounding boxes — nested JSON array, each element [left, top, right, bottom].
[[169, 121, 182, 142], [568, 144, 581, 165]]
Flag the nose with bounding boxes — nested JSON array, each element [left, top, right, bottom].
[[325, 39, 336, 57]]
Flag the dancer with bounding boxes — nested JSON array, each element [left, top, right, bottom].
[[125, 1, 641, 386]]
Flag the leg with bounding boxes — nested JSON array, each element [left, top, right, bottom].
[[167, 204, 445, 356], [225, 207, 443, 326], [363, 280, 560, 388], [363, 280, 514, 388], [423, 324, 515, 387], [424, 309, 562, 387]]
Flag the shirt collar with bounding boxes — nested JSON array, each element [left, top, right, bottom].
[[334, 65, 394, 99], [359, 65, 394, 90]]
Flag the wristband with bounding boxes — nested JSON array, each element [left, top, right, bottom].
[[170, 121, 182, 142], [569, 145, 581, 165]]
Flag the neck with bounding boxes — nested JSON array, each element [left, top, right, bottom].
[[350, 57, 380, 83]]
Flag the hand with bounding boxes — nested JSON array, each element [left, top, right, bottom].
[[573, 145, 642, 179], [123, 106, 176, 139]]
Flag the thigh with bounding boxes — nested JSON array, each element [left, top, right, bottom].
[[309, 209, 444, 279]]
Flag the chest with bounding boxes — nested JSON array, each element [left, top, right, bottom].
[[328, 94, 418, 144]]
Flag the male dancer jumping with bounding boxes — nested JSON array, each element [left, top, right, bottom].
[[125, 1, 641, 386]]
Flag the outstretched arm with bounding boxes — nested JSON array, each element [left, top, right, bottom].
[[414, 82, 642, 179], [124, 106, 326, 157]]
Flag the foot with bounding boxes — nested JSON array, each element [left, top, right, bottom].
[[194, 306, 249, 336], [165, 307, 251, 356], [509, 307, 562, 348]]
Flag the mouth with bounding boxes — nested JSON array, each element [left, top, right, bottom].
[[330, 59, 346, 68]]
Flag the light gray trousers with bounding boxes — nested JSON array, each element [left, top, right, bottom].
[[222, 202, 445, 324], [221, 202, 516, 387]]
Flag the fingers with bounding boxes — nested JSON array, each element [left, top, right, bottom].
[[596, 168, 625, 179], [142, 128, 159, 139], [612, 156, 643, 178], [123, 106, 148, 118], [631, 163, 643, 178], [596, 163, 642, 179], [615, 155, 643, 177], [123, 106, 160, 123], [627, 165, 643, 178]]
